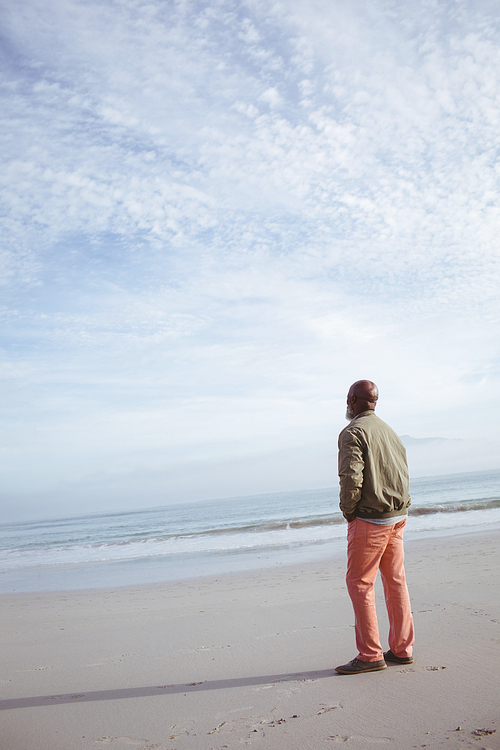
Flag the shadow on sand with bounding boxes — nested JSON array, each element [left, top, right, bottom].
[[0, 669, 336, 710]]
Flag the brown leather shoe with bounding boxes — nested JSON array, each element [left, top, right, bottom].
[[383, 649, 414, 664], [335, 658, 387, 674]]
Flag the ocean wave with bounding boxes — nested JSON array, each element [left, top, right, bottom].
[[75, 497, 500, 542], [2, 474, 500, 578], [409, 497, 500, 516], [1, 499, 500, 572], [80, 497, 500, 541]]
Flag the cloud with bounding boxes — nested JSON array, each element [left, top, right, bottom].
[[1, 0, 500, 519]]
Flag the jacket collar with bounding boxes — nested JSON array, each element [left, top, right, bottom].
[[351, 409, 376, 422]]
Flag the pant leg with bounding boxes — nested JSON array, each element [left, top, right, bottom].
[[346, 519, 389, 662], [379, 519, 415, 658]]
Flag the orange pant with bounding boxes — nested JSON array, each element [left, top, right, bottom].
[[346, 518, 414, 662]]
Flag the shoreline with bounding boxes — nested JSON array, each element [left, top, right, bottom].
[[1, 527, 499, 749], [2, 520, 500, 596]]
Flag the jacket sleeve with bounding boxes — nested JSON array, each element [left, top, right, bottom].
[[338, 428, 365, 521]]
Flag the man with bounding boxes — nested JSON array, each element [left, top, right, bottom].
[[335, 380, 414, 675]]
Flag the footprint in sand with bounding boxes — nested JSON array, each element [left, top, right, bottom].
[[317, 704, 342, 715]]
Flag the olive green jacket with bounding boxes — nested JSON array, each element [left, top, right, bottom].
[[338, 410, 411, 522]]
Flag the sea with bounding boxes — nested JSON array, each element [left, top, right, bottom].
[[1, 468, 500, 594]]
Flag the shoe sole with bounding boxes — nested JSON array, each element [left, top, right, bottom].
[[385, 658, 414, 664], [335, 664, 387, 674]]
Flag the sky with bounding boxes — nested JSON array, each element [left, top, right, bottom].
[[1, 0, 500, 521]]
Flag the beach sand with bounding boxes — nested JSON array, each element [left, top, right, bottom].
[[1, 529, 499, 750]]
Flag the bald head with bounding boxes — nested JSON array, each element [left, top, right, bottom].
[[345, 380, 379, 420]]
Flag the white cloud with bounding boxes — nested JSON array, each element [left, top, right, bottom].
[[259, 86, 283, 108], [1, 0, 500, 519]]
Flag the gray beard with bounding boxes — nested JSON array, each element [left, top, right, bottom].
[[345, 405, 355, 421]]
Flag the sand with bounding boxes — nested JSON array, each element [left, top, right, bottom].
[[0, 528, 499, 750]]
